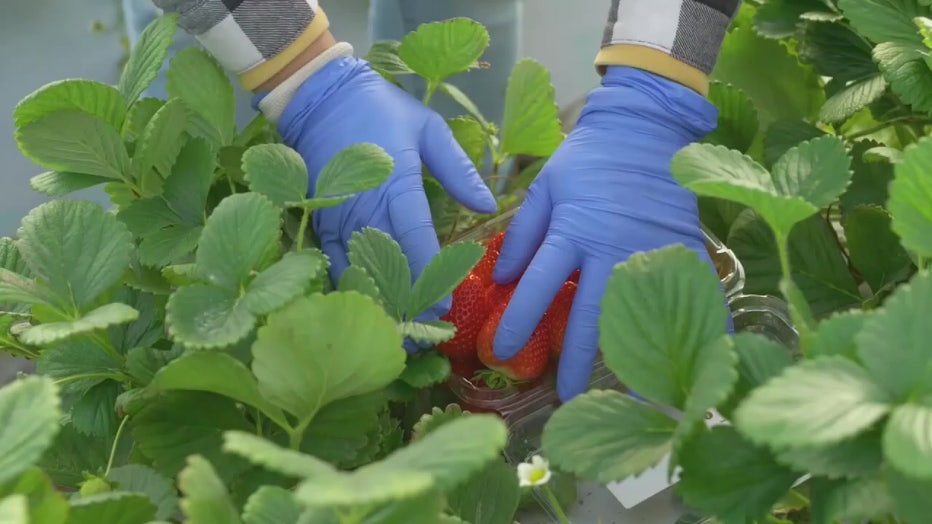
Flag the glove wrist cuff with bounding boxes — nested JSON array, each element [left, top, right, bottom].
[[257, 41, 354, 125]]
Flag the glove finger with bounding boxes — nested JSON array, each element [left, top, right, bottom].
[[420, 114, 498, 214], [493, 235, 580, 359], [388, 181, 452, 317], [321, 235, 350, 285], [556, 261, 615, 402], [493, 183, 552, 284]]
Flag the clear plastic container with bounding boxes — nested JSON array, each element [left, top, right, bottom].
[[728, 294, 801, 361], [445, 208, 746, 419]]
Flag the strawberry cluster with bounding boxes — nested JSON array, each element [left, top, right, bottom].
[[438, 232, 579, 384]]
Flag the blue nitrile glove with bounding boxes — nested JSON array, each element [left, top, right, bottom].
[[491, 66, 731, 402], [274, 56, 498, 320]]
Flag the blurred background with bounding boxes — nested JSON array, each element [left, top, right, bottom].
[[0, 0, 607, 382]]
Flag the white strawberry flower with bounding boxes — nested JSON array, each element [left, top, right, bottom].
[[517, 454, 552, 487]]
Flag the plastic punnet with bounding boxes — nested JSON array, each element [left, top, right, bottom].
[[445, 207, 746, 419]]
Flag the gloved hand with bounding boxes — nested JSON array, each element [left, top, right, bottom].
[[275, 56, 498, 319], [491, 66, 730, 402]]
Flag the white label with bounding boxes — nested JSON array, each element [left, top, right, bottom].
[[605, 409, 730, 509]]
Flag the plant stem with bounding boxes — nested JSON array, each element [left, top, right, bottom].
[[105, 415, 130, 476], [54, 372, 127, 387], [423, 81, 439, 106], [776, 234, 813, 353], [543, 484, 570, 524], [846, 115, 932, 140], [296, 207, 311, 251]]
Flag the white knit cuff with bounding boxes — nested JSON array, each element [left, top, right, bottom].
[[258, 42, 355, 126]]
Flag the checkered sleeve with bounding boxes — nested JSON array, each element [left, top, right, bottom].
[[152, 0, 330, 91], [596, 0, 741, 95]]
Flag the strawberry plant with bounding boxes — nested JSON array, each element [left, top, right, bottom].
[[540, 1, 932, 522]]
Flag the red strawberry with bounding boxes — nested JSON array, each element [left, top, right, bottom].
[[477, 302, 551, 381], [449, 355, 483, 378], [438, 273, 490, 359], [568, 269, 581, 284], [545, 281, 577, 358], [472, 252, 498, 287], [486, 281, 517, 306], [487, 231, 506, 253]]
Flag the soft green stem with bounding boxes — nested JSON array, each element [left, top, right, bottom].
[[846, 115, 932, 140], [423, 81, 439, 105], [543, 484, 570, 524], [105, 414, 130, 476], [55, 372, 127, 387], [776, 233, 813, 352], [296, 207, 311, 251], [918, 257, 929, 271], [288, 413, 315, 451]]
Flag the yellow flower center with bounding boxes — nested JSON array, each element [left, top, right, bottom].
[[529, 468, 547, 484]]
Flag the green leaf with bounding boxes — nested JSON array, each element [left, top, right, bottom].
[[797, 21, 879, 82], [295, 415, 507, 507], [166, 285, 254, 349], [252, 292, 404, 423], [302, 393, 384, 466], [884, 403, 932, 479], [874, 41, 932, 114], [438, 82, 490, 127], [728, 212, 861, 316], [123, 98, 163, 142], [838, 0, 930, 44], [845, 206, 913, 292], [599, 246, 735, 420], [196, 193, 281, 290], [776, 429, 884, 479], [69, 380, 120, 438], [753, 0, 835, 39], [126, 347, 180, 385], [107, 464, 178, 520], [890, 138, 932, 259], [399, 353, 451, 389], [735, 356, 892, 448], [705, 82, 760, 153], [37, 338, 122, 396], [820, 75, 888, 123], [400, 320, 456, 345], [809, 309, 870, 361], [14, 79, 127, 130], [242, 486, 302, 524], [29, 171, 110, 197], [446, 460, 520, 524], [0, 496, 26, 523], [347, 229, 411, 320], [241, 250, 326, 315], [22, 302, 138, 346], [366, 40, 414, 77], [719, 333, 794, 419], [542, 390, 676, 483], [887, 466, 932, 523], [408, 242, 483, 318], [178, 455, 243, 524], [0, 467, 69, 524], [16, 110, 131, 180], [167, 48, 236, 145], [242, 144, 309, 208], [223, 431, 339, 479], [314, 143, 394, 200], [842, 139, 894, 216], [712, 26, 824, 125], [500, 58, 563, 157], [810, 477, 892, 524], [857, 270, 932, 399], [66, 492, 157, 524], [762, 119, 827, 168], [337, 266, 381, 305], [133, 98, 189, 193], [398, 18, 490, 84], [0, 377, 61, 486], [673, 137, 851, 236], [676, 426, 799, 523], [119, 13, 179, 103], [0, 268, 60, 309], [151, 351, 289, 432], [447, 117, 488, 169], [17, 200, 133, 310], [131, 391, 252, 479]]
